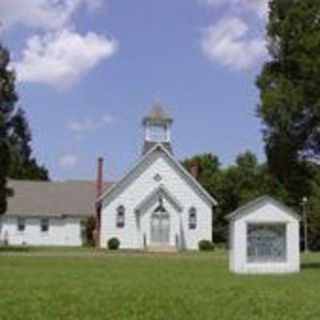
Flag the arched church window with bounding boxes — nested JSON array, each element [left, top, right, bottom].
[[189, 207, 197, 230], [116, 205, 125, 228]]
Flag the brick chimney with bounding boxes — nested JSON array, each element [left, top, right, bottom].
[[189, 163, 199, 179], [96, 157, 104, 198], [95, 157, 104, 247]]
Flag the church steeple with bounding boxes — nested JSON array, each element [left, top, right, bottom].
[[142, 103, 173, 155]]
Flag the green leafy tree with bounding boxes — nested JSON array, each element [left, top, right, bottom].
[[84, 215, 96, 246], [8, 108, 49, 181], [303, 165, 320, 251], [182, 153, 221, 195], [182, 153, 224, 241], [0, 45, 17, 214], [215, 152, 287, 242], [256, 0, 320, 202], [0, 44, 49, 214], [182, 152, 284, 243]]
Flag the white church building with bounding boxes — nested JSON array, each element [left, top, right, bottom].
[[0, 104, 217, 250], [97, 104, 217, 250]]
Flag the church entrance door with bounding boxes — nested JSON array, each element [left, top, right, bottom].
[[151, 210, 170, 244]]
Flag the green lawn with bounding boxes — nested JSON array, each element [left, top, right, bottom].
[[0, 251, 319, 320]]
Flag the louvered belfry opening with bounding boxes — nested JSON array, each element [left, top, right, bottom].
[[142, 103, 173, 155]]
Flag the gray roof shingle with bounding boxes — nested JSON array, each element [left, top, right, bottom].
[[142, 141, 173, 155], [5, 180, 113, 217]]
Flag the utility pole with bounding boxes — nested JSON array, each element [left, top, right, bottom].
[[302, 196, 308, 253]]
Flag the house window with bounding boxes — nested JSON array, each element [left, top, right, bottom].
[[116, 206, 125, 228], [17, 218, 25, 232], [189, 207, 197, 230], [247, 224, 286, 263], [41, 218, 49, 233]]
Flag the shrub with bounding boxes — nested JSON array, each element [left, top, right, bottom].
[[84, 215, 96, 246], [107, 237, 120, 250], [198, 239, 215, 251]]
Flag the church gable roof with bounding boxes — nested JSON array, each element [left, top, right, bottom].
[[226, 195, 301, 222], [142, 141, 172, 155], [98, 143, 217, 206], [134, 184, 184, 214]]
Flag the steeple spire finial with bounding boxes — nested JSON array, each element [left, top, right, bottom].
[[153, 91, 160, 106]]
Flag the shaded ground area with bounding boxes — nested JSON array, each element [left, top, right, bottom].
[[0, 251, 319, 320]]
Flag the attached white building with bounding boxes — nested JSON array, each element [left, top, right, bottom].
[[0, 180, 110, 246], [227, 196, 300, 274], [98, 104, 217, 250]]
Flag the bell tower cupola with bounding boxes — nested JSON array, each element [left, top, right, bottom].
[[142, 103, 173, 155]]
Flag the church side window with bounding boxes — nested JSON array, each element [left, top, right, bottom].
[[189, 207, 197, 230], [116, 206, 125, 228], [247, 224, 286, 262]]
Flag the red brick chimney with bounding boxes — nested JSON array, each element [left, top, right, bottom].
[[189, 163, 199, 179], [95, 157, 104, 247]]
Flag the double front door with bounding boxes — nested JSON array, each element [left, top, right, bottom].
[[151, 210, 170, 244]]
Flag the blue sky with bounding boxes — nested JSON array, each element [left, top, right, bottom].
[[0, 0, 268, 181]]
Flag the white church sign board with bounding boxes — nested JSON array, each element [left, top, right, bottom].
[[227, 196, 300, 274]]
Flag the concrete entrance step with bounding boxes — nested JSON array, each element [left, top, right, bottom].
[[147, 245, 177, 253]]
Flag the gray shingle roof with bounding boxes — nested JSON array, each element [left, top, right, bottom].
[[142, 141, 173, 155], [5, 180, 113, 217]]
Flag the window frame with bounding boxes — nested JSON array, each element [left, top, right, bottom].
[[116, 205, 125, 228], [40, 218, 49, 233], [188, 207, 197, 230], [17, 217, 26, 232], [149, 124, 167, 142], [246, 223, 287, 263]]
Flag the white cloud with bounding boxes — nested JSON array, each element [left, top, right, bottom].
[[70, 118, 97, 132], [0, 0, 104, 31], [204, 0, 269, 20], [0, 0, 80, 30], [84, 0, 104, 12], [14, 29, 117, 88], [234, 0, 269, 19], [3, 0, 117, 89], [60, 154, 78, 168], [203, 0, 225, 7], [69, 114, 114, 132], [201, 17, 266, 70]]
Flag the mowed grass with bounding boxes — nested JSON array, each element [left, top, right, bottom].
[[0, 251, 319, 320]]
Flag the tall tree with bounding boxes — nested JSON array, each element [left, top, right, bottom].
[[306, 175, 320, 250], [0, 45, 17, 214], [256, 0, 320, 202], [8, 108, 49, 181], [0, 44, 49, 214]]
